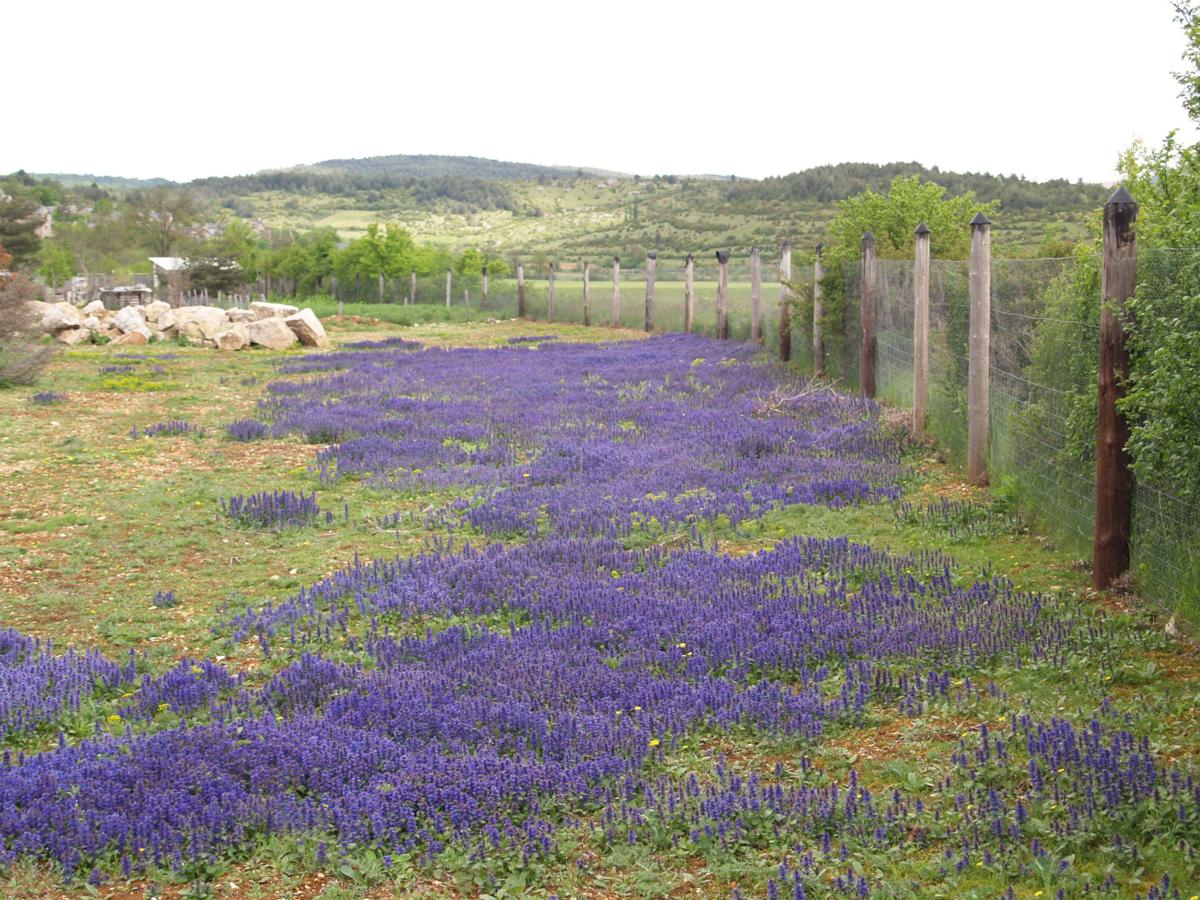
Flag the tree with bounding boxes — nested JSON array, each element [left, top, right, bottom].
[[126, 186, 198, 256], [1173, 2, 1200, 123], [1110, 4, 1200, 505], [37, 240, 76, 289], [824, 175, 997, 263], [0, 193, 42, 268], [0, 242, 53, 387], [334, 223, 417, 281]]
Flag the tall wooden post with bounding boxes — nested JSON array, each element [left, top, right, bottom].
[[464, 289, 470, 310], [547, 262, 556, 322], [517, 263, 526, 317], [684, 253, 695, 333], [330, 274, 338, 301], [379, 273, 385, 303], [779, 241, 793, 361], [715, 251, 730, 339], [481, 265, 489, 308], [445, 269, 452, 308], [410, 270, 416, 305], [1094, 187, 1138, 590], [355, 273, 362, 302], [611, 256, 621, 327], [912, 222, 931, 440], [750, 246, 763, 342], [813, 243, 825, 375], [582, 260, 591, 326], [968, 213, 992, 485], [860, 233, 877, 398], [644, 252, 656, 332]]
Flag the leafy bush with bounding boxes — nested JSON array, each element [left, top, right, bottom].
[[0, 261, 53, 388]]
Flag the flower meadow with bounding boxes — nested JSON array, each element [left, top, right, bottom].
[[1, 334, 1197, 897]]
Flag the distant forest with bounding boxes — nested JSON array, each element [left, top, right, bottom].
[[189, 168, 521, 212], [721, 162, 1108, 212], [30, 156, 1109, 219]]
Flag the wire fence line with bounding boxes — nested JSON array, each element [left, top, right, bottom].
[[829, 249, 1196, 617], [311, 241, 1196, 616]]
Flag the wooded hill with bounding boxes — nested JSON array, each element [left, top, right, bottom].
[[29, 156, 1107, 258]]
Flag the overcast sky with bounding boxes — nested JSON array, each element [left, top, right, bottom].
[[4, 0, 1196, 184]]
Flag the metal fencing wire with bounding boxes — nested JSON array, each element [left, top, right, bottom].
[[510, 258, 811, 345], [847, 251, 1199, 614], [1132, 248, 1200, 610]]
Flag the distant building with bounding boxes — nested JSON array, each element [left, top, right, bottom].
[[98, 284, 154, 307]]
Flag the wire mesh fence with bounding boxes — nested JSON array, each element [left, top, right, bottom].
[[1131, 248, 1200, 611], [323, 256, 810, 344], [844, 250, 1199, 616]]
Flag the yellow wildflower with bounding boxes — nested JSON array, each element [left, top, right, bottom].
[[648, 738, 661, 748]]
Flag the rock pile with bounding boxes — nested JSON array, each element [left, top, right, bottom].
[[32, 300, 331, 351]]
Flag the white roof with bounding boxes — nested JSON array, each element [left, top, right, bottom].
[[148, 256, 187, 271]]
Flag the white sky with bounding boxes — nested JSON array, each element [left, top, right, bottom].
[[4, 0, 1196, 184]]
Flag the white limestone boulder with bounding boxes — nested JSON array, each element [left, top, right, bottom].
[[247, 317, 299, 350], [284, 309, 331, 348], [214, 323, 250, 351], [250, 301, 300, 320], [112, 306, 147, 334], [55, 328, 91, 346], [42, 302, 83, 334]]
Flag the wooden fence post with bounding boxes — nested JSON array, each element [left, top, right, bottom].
[[684, 253, 695, 333], [517, 263, 525, 317], [582, 260, 591, 326], [860, 232, 877, 398], [410, 270, 416, 305], [1094, 187, 1138, 589], [355, 273, 362, 302], [482, 265, 489, 308], [813, 243, 825, 375], [968, 213, 992, 485], [715, 251, 730, 339], [611, 256, 621, 327], [379, 273, 385, 303], [644, 252, 656, 332], [750, 246, 763, 342], [913, 222, 931, 440], [779, 241, 792, 361], [547, 262, 556, 322], [464, 289, 470, 310], [445, 270, 452, 308]]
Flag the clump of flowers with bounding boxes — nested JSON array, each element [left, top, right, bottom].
[[129, 420, 204, 438], [151, 590, 178, 608], [506, 334, 559, 344], [30, 391, 66, 405], [99, 365, 136, 375], [221, 490, 320, 529], [226, 418, 271, 442]]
